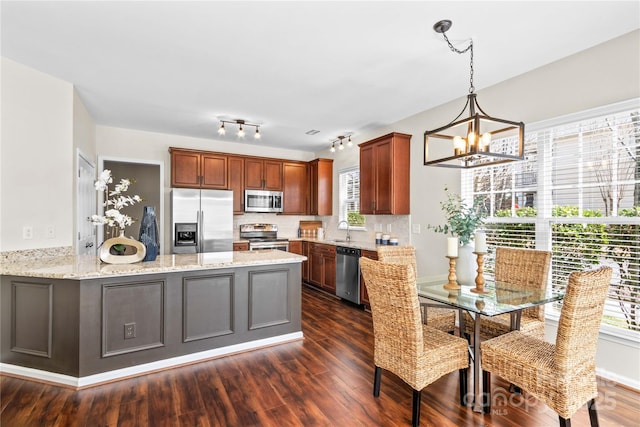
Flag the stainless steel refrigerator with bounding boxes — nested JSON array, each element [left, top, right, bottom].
[[171, 189, 233, 253]]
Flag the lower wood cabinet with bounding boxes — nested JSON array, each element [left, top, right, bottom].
[[360, 249, 378, 307], [233, 242, 249, 251], [302, 241, 310, 283], [308, 243, 336, 293], [288, 240, 302, 255]]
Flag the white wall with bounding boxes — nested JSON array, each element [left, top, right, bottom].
[[0, 58, 74, 251]]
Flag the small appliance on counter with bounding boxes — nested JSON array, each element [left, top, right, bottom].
[[171, 188, 233, 253], [239, 223, 289, 251]]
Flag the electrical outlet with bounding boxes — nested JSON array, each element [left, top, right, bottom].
[[386, 224, 392, 232], [124, 322, 136, 339], [46, 226, 55, 239], [374, 223, 382, 232], [22, 226, 33, 239], [412, 224, 421, 234]]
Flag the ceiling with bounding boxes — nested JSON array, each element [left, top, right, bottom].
[[2, 1, 639, 153]]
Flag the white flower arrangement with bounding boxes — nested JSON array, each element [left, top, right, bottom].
[[89, 169, 142, 237]]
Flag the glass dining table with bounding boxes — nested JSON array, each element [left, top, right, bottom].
[[416, 279, 565, 413]]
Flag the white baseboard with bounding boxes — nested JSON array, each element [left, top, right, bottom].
[[0, 332, 304, 388]]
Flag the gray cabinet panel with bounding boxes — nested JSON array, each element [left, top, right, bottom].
[[102, 280, 165, 357], [248, 269, 290, 330], [11, 282, 52, 357], [183, 274, 234, 342]]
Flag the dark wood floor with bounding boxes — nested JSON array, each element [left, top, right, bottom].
[[1, 285, 638, 426]]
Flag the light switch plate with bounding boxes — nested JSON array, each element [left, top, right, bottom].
[[412, 224, 421, 234]]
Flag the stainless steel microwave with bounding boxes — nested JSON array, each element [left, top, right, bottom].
[[244, 190, 283, 213]]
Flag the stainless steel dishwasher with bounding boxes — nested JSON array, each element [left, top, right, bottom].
[[336, 246, 361, 304]]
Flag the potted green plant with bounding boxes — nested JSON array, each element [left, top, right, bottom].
[[430, 186, 486, 245], [430, 186, 486, 285]]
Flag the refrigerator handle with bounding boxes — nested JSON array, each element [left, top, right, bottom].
[[197, 210, 202, 251], [199, 210, 204, 249]]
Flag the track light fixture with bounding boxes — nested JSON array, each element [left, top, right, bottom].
[[424, 20, 524, 168], [329, 134, 354, 153], [218, 119, 262, 140]]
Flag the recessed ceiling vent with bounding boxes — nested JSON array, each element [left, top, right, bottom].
[[305, 129, 320, 135]]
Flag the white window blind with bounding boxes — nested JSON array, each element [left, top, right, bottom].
[[339, 167, 364, 227], [465, 101, 640, 333]]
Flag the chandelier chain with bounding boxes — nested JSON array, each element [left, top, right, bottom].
[[441, 32, 474, 93]]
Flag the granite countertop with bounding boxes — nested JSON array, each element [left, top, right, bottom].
[[289, 237, 380, 251], [1, 251, 306, 280]]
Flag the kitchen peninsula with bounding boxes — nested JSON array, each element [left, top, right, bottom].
[[0, 250, 305, 388]]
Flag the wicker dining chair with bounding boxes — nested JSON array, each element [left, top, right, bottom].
[[377, 245, 456, 333], [463, 247, 551, 340], [481, 266, 612, 426], [359, 257, 469, 427]]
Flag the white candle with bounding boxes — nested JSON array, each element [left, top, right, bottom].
[[447, 237, 459, 257], [474, 230, 487, 253]]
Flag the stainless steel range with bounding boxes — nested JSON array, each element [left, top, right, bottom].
[[239, 223, 289, 251]]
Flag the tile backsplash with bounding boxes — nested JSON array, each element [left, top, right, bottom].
[[234, 213, 410, 246]]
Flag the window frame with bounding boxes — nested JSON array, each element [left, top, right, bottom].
[[338, 166, 365, 230], [463, 98, 640, 337]]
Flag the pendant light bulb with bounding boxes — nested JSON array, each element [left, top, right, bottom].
[[218, 122, 226, 136], [237, 124, 245, 138], [254, 127, 261, 140], [347, 136, 353, 148], [338, 141, 345, 150], [330, 143, 336, 153], [481, 132, 491, 150]]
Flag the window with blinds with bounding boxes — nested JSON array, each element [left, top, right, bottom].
[[339, 167, 365, 227], [464, 101, 640, 334]]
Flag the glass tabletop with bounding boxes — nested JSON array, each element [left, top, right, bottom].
[[416, 279, 565, 316]]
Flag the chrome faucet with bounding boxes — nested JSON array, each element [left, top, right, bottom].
[[338, 220, 351, 242]]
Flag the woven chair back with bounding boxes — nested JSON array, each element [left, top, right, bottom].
[[554, 266, 612, 370], [377, 245, 417, 277], [495, 247, 551, 320], [359, 257, 423, 367]]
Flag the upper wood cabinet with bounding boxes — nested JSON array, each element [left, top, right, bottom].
[[227, 156, 244, 214], [245, 158, 283, 191], [170, 148, 228, 189], [282, 162, 308, 215], [308, 158, 333, 216], [359, 132, 411, 215]]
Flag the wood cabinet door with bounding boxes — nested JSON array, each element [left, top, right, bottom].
[[309, 250, 324, 287], [308, 160, 318, 215], [373, 140, 393, 214], [201, 153, 228, 189], [322, 253, 336, 293], [263, 161, 283, 190], [171, 150, 201, 188], [309, 159, 333, 216], [233, 242, 249, 251], [302, 241, 310, 283], [244, 159, 264, 189], [359, 144, 375, 214], [288, 240, 302, 255], [283, 162, 308, 215], [228, 156, 244, 214]]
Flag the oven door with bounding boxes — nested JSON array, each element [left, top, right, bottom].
[[249, 241, 289, 252]]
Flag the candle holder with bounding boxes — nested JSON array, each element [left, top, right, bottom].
[[443, 256, 460, 290], [470, 251, 489, 294]]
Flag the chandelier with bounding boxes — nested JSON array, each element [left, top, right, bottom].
[[218, 119, 261, 140], [424, 20, 524, 169], [329, 134, 353, 153]]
